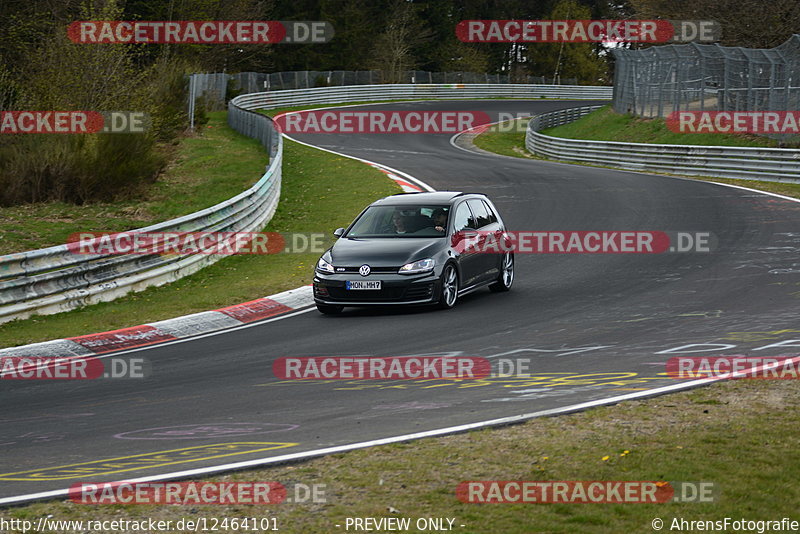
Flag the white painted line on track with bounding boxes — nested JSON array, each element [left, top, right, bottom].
[[447, 111, 800, 206], [0, 371, 746, 506], [8, 352, 800, 505], [5, 101, 798, 507]]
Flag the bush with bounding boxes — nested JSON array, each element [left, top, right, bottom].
[[0, 0, 198, 207], [192, 95, 210, 130], [142, 61, 191, 142], [314, 75, 331, 87], [0, 133, 164, 206]]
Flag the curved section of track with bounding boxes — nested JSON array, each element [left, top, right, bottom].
[[2, 100, 799, 503]]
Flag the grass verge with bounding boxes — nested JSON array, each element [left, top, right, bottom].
[[540, 105, 788, 147], [0, 112, 268, 255], [0, 114, 399, 348], [6, 379, 799, 533], [471, 113, 800, 200], [471, 118, 536, 159], [2, 103, 797, 533]]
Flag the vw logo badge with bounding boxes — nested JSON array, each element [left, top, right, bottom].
[[359, 264, 371, 277]]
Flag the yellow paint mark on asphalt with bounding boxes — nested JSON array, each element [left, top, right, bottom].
[[0, 442, 297, 481], [721, 329, 800, 342], [259, 373, 673, 391]]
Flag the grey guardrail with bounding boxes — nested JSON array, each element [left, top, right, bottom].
[[0, 83, 611, 325], [0, 99, 283, 324], [233, 83, 612, 110], [526, 107, 800, 183]]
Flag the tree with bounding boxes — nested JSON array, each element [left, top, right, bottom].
[[627, 0, 800, 49], [123, 0, 276, 72], [0, 0, 188, 205], [439, 41, 490, 73], [523, 0, 610, 83], [369, 0, 433, 82]]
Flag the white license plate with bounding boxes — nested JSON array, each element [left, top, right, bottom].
[[346, 280, 382, 290]]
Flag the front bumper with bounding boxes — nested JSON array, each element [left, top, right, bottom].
[[313, 271, 439, 306]]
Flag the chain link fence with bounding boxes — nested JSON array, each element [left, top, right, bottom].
[[612, 34, 800, 119]]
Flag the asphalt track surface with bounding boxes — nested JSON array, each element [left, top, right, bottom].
[[2, 100, 800, 502]]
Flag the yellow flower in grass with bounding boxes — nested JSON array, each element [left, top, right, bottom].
[[601, 455, 610, 461]]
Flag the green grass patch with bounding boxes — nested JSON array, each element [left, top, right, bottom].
[[0, 112, 266, 255], [541, 105, 784, 147], [0, 116, 398, 348], [471, 118, 534, 159], [3, 102, 797, 532], [7, 379, 799, 533], [472, 112, 800, 201]]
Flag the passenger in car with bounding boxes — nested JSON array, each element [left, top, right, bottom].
[[432, 208, 448, 233], [392, 211, 409, 234]]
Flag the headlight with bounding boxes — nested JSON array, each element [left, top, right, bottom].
[[398, 258, 435, 274], [316, 257, 335, 274]]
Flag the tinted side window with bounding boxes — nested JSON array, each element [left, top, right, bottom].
[[482, 200, 498, 225], [452, 202, 476, 232], [467, 199, 491, 228]]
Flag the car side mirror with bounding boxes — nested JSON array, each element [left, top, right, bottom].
[[333, 227, 345, 238]]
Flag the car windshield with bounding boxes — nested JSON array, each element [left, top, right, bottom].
[[345, 205, 450, 238]]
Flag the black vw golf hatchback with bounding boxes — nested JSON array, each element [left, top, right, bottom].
[[313, 191, 514, 314]]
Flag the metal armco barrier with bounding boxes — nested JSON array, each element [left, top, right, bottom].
[[0, 97, 282, 324], [0, 83, 611, 324], [232, 84, 612, 111], [526, 107, 800, 183]]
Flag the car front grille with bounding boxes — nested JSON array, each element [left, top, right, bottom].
[[326, 287, 405, 301], [405, 283, 434, 300], [334, 266, 399, 274], [325, 282, 434, 302]]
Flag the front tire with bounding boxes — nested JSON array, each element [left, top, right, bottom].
[[316, 303, 344, 315], [436, 263, 459, 309], [489, 252, 514, 292]]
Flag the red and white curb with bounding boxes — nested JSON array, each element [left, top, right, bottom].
[[282, 135, 433, 193], [275, 102, 435, 193], [0, 286, 315, 358], [368, 162, 424, 192], [0, 108, 437, 360]]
